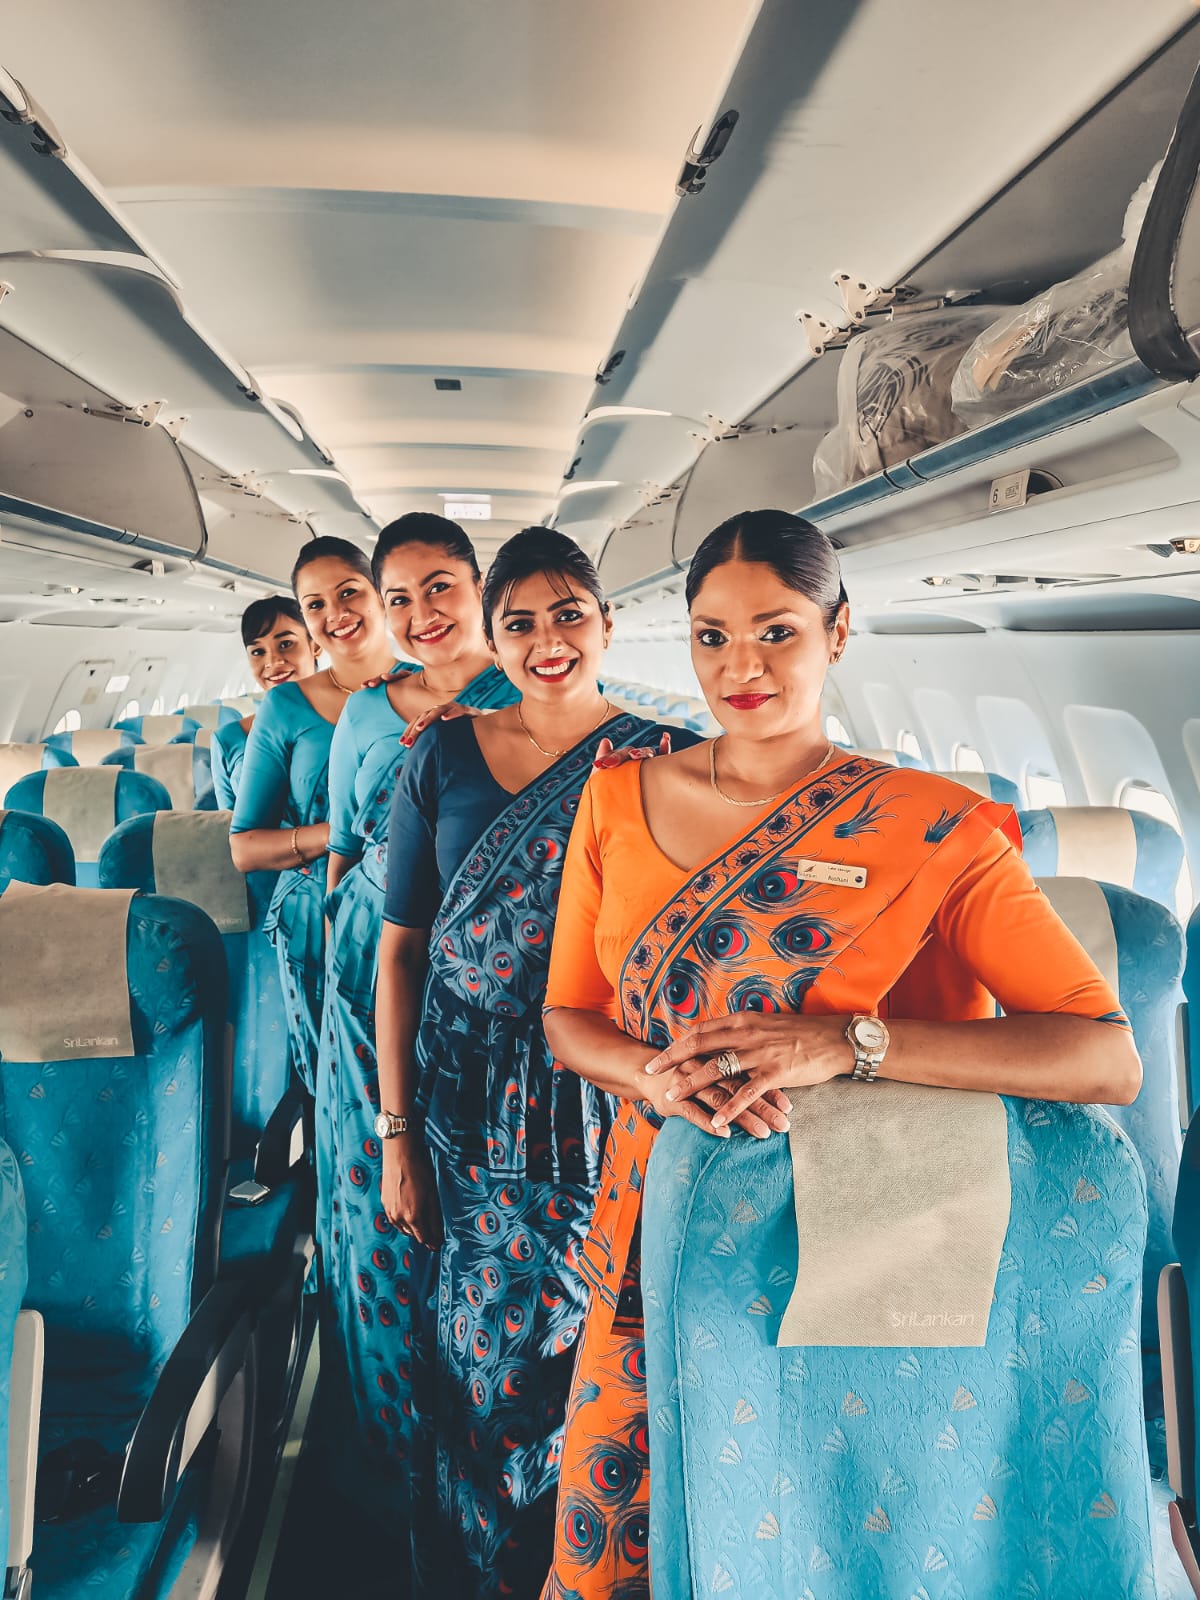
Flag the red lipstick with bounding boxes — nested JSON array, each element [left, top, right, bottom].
[[725, 694, 773, 711]]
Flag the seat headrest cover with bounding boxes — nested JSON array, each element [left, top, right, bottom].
[[779, 1078, 1010, 1347], [137, 714, 191, 744], [1037, 876, 1119, 994], [152, 811, 249, 933], [192, 728, 214, 750], [1050, 807, 1137, 887], [68, 729, 124, 766], [41, 766, 118, 863], [186, 704, 222, 730], [852, 748, 900, 766], [0, 883, 135, 1061], [0, 744, 46, 801], [134, 744, 194, 812]]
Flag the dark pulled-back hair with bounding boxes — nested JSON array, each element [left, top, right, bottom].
[[290, 535, 374, 594], [481, 527, 608, 640], [370, 512, 481, 590], [240, 594, 306, 648], [685, 509, 847, 627]]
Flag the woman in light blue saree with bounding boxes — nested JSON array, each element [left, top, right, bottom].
[[318, 513, 517, 1497]]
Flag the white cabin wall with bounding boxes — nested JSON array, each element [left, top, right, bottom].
[[0, 621, 247, 742]]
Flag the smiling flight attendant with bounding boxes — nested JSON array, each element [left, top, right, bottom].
[[374, 529, 689, 1599], [540, 510, 1140, 1600], [230, 536, 397, 1093], [211, 595, 321, 809], [318, 513, 516, 1497]]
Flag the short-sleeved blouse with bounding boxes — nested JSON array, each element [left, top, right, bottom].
[[544, 759, 1126, 1027], [230, 681, 334, 835]]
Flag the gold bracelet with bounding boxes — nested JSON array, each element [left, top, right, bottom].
[[290, 826, 304, 864]]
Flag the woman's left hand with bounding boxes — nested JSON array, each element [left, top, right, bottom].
[[401, 701, 486, 748], [645, 1013, 850, 1128]]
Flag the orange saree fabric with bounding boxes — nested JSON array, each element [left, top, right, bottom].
[[540, 755, 1126, 1599]]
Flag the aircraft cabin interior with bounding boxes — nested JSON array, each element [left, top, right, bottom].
[[1, 3, 1200, 1598]]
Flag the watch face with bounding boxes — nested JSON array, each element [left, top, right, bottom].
[[854, 1017, 888, 1052], [373, 1112, 391, 1139]]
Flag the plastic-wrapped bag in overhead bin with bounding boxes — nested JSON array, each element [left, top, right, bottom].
[[951, 165, 1160, 426], [812, 305, 1000, 497]]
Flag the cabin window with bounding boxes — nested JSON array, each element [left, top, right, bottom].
[[52, 709, 81, 735], [953, 743, 986, 773], [896, 730, 924, 763], [1119, 781, 1194, 916], [174, 694, 191, 711], [149, 697, 164, 716], [1025, 770, 1067, 809], [117, 700, 140, 723], [824, 714, 852, 746]]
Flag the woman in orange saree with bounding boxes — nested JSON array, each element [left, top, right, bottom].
[[539, 510, 1140, 1599]]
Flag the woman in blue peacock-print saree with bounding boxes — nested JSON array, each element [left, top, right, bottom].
[[374, 528, 694, 1600], [317, 513, 517, 1505]]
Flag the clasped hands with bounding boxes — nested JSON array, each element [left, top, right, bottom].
[[642, 1012, 850, 1139]]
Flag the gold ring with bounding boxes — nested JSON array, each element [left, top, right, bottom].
[[714, 1048, 742, 1079]]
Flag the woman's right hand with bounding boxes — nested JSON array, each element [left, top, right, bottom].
[[643, 1066, 791, 1141], [381, 1138, 444, 1249]]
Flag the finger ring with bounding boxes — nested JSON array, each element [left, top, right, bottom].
[[714, 1049, 742, 1079]]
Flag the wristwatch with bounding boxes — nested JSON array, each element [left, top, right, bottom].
[[845, 1014, 890, 1083], [374, 1110, 410, 1139]]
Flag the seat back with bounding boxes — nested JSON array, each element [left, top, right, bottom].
[[43, 730, 142, 766], [101, 742, 216, 812], [179, 703, 233, 731], [643, 1094, 1154, 1597], [3, 769, 172, 887], [1173, 1114, 1200, 1538], [113, 713, 202, 745], [0, 886, 226, 1431], [855, 747, 928, 768], [1020, 806, 1184, 911], [1185, 908, 1199, 1127], [1038, 875, 1184, 1458], [0, 1138, 28, 1587], [929, 769, 1021, 808], [0, 744, 77, 805], [0, 811, 75, 887], [99, 814, 289, 1156]]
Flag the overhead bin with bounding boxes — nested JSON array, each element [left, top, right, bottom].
[[596, 497, 680, 597], [595, 3, 1200, 605]]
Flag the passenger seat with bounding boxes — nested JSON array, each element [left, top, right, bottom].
[[928, 769, 1021, 807], [1184, 908, 1199, 1127], [0, 883, 258, 1599], [0, 1135, 41, 1600], [3, 769, 172, 887], [1021, 805, 1184, 912], [1038, 876, 1185, 1476], [100, 739, 217, 811], [0, 811, 75, 888], [1160, 1110, 1200, 1591], [0, 743, 78, 806], [43, 730, 142, 766], [855, 746, 928, 768], [113, 712, 201, 744]]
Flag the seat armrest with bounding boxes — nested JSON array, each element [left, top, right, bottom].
[[254, 1086, 309, 1189], [117, 1280, 253, 1523], [1160, 1262, 1196, 1503], [7, 1310, 43, 1576]]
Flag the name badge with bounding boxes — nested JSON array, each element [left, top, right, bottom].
[[795, 858, 867, 889]]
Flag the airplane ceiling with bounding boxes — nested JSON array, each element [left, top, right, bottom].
[[0, 0, 760, 563]]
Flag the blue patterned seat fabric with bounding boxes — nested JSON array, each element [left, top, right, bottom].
[[3, 769, 173, 887], [113, 714, 202, 744], [0, 1138, 29, 1588], [1184, 908, 1199, 1125], [0, 811, 75, 887], [98, 816, 296, 1276], [1173, 1113, 1200, 1572], [99, 742, 218, 811], [1019, 807, 1185, 911], [1036, 877, 1185, 1476], [642, 1100, 1158, 1600], [0, 888, 227, 1600]]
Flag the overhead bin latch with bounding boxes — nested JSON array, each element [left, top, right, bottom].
[[833, 273, 920, 325], [796, 312, 854, 359], [82, 399, 170, 429]]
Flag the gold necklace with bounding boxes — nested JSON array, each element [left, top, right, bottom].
[[708, 736, 834, 807], [517, 698, 614, 759], [327, 667, 354, 696]]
